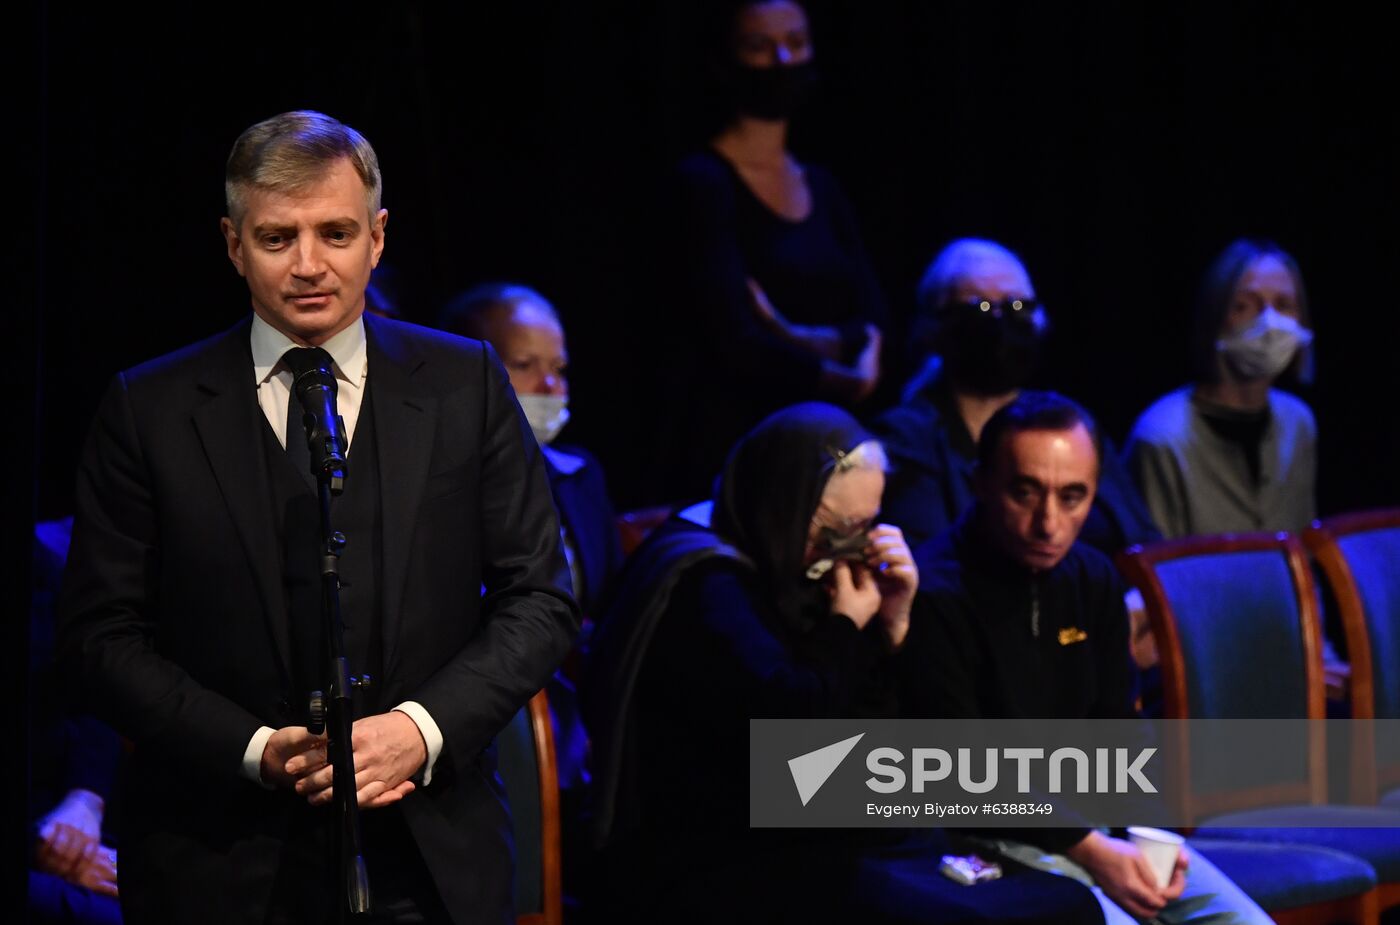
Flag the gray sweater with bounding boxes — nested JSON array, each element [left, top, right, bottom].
[[1124, 386, 1317, 538]]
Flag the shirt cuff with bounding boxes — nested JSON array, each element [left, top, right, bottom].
[[394, 702, 444, 787], [243, 726, 277, 788]]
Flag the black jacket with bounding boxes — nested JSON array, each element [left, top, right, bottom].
[[899, 511, 1136, 852], [57, 314, 579, 924], [544, 444, 622, 616]]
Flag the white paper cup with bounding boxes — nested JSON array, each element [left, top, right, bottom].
[[1126, 826, 1184, 888]]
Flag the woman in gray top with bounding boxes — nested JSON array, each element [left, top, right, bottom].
[[1125, 239, 1316, 538]]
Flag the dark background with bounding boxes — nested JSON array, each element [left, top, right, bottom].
[[33, 1, 1398, 518], [18, 0, 1397, 910]]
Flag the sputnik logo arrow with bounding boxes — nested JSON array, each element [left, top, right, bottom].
[[788, 733, 865, 806]]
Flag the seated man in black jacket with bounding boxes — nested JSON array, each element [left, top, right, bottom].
[[898, 391, 1270, 925]]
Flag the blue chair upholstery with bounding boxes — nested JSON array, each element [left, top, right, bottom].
[[1152, 550, 1315, 797], [1307, 513, 1400, 810], [1336, 527, 1400, 723], [499, 702, 542, 916], [1189, 838, 1377, 910], [1196, 807, 1400, 880], [1119, 533, 1400, 917], [496, 692, 561, 925], [1153, 550, 1310, 719]]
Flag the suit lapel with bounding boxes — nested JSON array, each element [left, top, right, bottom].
[[190, 319, 292, 682], [544, 454, 592, 607], [365, 314, 437, 682]]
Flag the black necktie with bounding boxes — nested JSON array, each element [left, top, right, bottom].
[[281, 347, 334, 487]]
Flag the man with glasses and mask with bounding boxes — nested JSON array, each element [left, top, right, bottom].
[[871, 238, 1158, 557]]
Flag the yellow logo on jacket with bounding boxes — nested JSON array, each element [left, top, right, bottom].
[[1058, 627, 1088, 646]]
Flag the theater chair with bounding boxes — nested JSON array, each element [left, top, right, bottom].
[[1119, 533, 1395, 923], [1305, 510, 1400, 811], [616, 505, 677, 557], [497, 691, 563, 925], [1183, 839, 1377, 925]]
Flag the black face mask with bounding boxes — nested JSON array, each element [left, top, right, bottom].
[[731, 60, 819, 121], [941, 303, 1046, 395]]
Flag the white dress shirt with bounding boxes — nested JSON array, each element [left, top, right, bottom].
[[240, 313, 445, 787]]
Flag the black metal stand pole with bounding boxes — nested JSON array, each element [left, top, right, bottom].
[[313, 475, 372, 921], [296, 414, 370, 922], [289, 355, 371, 922]]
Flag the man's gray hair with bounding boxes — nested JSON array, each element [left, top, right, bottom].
[[915, 237, 1031, 317], [830, 439, 889, 477], [224, 110, 382, 227]]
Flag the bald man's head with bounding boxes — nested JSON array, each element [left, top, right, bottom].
[[440, 283, 569, 397]]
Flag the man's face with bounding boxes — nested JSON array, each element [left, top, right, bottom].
[[221, 158, 387, 346], [497, 302, 569, 397], [976, 424, 1098, 571]]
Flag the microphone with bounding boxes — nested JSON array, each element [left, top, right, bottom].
[[286, 347, 349, 491]]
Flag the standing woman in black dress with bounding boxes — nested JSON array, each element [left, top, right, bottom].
[[662, 0, 890, 500]]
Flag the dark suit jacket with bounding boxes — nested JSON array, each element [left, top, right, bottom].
[[543, 444, 622, 617], [57, 314, 580, 925]]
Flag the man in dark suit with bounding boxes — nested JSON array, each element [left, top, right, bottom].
[[57, 111, 579, 924]]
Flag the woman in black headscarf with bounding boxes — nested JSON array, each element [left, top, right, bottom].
[[583, 403, 1101, 924]]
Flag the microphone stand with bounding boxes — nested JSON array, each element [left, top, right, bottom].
[[295, 386, 372, 921]]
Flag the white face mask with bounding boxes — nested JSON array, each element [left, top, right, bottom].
[[1217, 307, 1314, 381], [518, 393, 570, 445]]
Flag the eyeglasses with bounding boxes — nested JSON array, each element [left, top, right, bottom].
[[811, 504, 879, 537], [955, 298, 1044, 317]]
